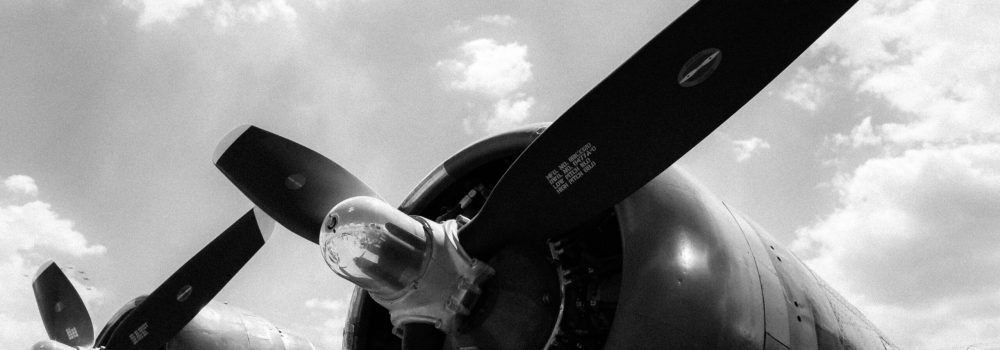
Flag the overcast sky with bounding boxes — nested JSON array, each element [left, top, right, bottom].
[[3, 0, 1000, 349]]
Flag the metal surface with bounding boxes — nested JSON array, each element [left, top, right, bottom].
[[322, 197, 494, 334], [607, 168, 764, 349], [456, 0, 858, 259], [101, 208, 274, 350], [215, 125, 381, 244], [165, 301, 316, 350], [321, 197, 432, 299], [344, 132, 898, 349], [32, 261, 95, 347]]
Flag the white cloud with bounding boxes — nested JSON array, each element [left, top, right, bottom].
[[4, 175, 38, 197], [127, 0, 206, 26], [477, 15, 515, 27], [209, 0, 298, 30], [439, 38, 535, 134], [793, 144, 1000, 349], [301, 297, 350, 349], [731, 137, 771, 162], [439, 38, 532, 98], [126, 0, 298, 28], [304, 297, 346, 312], [0, 176, 106, 348], [832, 117, 883, 149], [0, 201, 106, 257], [819, 1, 1000, 144], [486, 95, 535, 134], [799, 4, 1000, 347], [782, 64, 834, 112]]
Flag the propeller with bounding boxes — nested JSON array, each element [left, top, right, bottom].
[[214, 0, 856, 347], [99, 208, 274, 350], [33, 261, 95, 348], [214, 125, 380, 244], [456, 0, 857, 258], [31, 208, 274, 350]]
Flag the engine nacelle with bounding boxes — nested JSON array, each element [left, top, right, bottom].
[[342, 123, 895, 349], [30, 340, 76, 350], [92, 297, 314, 350], [164, 301, 315, 350]]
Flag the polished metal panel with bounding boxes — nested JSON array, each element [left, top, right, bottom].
[[164, 301, 316, 350], [739, 217, 820, 350], [606, 168, 764, 349], [29, 340, 77, 350], [731, 213, 794, 348]]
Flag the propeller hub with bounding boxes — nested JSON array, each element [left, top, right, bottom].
[[320, 196, 431, 298], [320, 196, 494, 333]]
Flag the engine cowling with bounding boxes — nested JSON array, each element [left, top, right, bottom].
[[164, 301, 315, 350], [91, 297, 314, 350]]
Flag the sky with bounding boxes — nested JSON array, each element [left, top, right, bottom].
[[2, 0, 1000, 349]]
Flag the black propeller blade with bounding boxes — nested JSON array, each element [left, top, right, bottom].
[[33, 261, 95, 347], [100, 208, 273, 350], [457, 0, 857, 258], [214, 125, 381, 243]]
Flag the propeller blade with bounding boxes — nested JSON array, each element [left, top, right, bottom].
[[32, 261, 94, 347], [101, 208, 274, 350], [458, 0, 856, 258], [214, 125, 380, 243]]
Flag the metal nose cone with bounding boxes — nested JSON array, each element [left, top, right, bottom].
[[319, 196, 430, 299]]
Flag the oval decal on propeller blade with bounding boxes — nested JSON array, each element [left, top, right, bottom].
[[176, 285, 193, 302], [677, 48, 722, 88]]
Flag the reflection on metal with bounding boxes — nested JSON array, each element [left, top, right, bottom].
[[165, 301, 317, 350], [320, 196, 494, 334], [677, 236, 706, 271], [320, 197, 430, 299]]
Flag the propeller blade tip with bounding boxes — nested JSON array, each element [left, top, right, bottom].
[[213, 124, 254, 165], [33, 260, 57, 283], [252, 206, 276, 242]]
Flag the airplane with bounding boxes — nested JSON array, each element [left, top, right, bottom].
[[29, 208, 317, 350], [30, 0, 901, 348], [206, 0, 902, 349]]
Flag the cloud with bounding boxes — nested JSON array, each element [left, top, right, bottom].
[[476, 15, 515, 27], [782, 64, 834, 112], [4, 175, 38, 197], [438, 37, 534, 134], [126, 0, 298, 29], [792, 144, 1000, 349], [818, 1, 1000, 144], [209, 0, 298, 30], [832, 117, 883, 149], [439, 38, 532, 98], [301, 297, 350, 349], [731, 137, 771, 162], [304, 297, 346, 312], [486, 94, 535, 134], [0, 175, 106, 348], [127, 0, 206, 26]]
